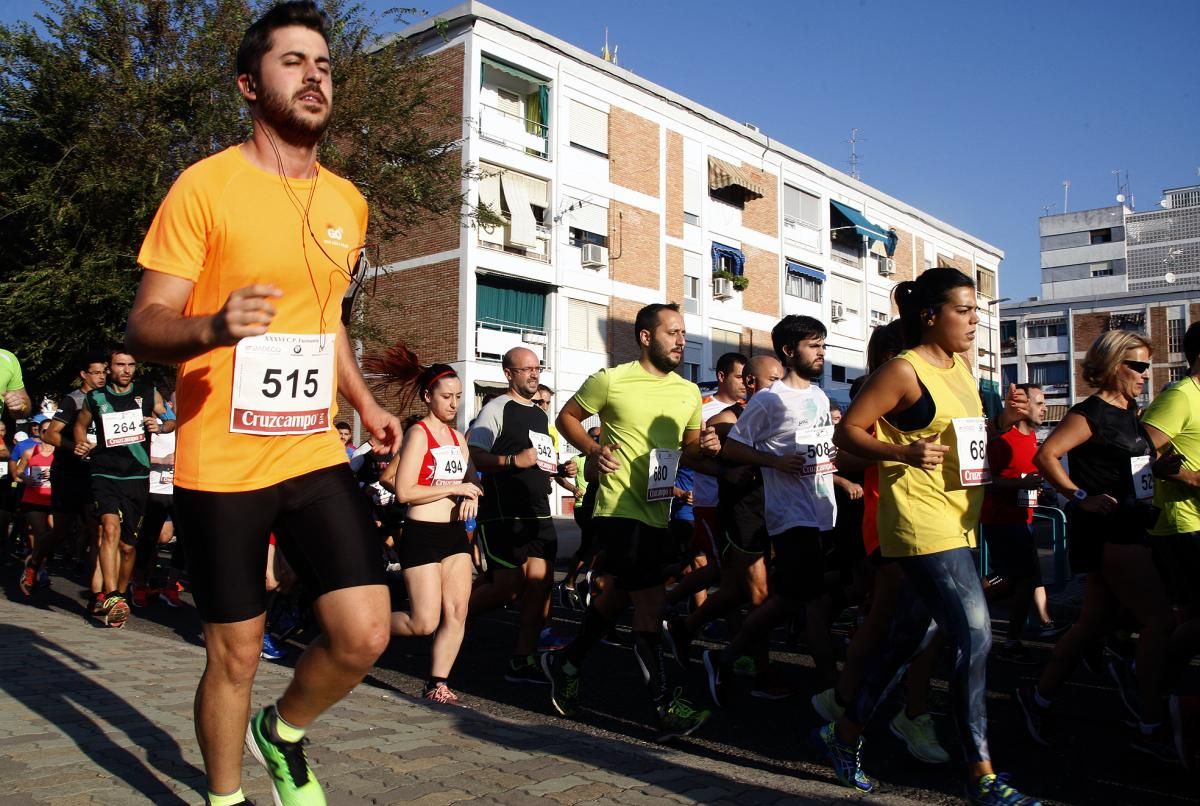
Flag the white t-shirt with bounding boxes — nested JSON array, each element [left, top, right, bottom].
[[691, 395, 737, 508], [727, 379, 836, 535], [148, 430, 176, 495]]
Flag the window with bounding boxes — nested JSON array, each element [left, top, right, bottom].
[[477, 165, 551, 261], [711, 243, 745, 276], [829, 275, 861, 319], [566, 299, 606, 353], [1168, 365, 1187, 384], [870, 309, 890, 328], [976, 267, 997, 299], [783, 185, 821, 229], [1168, 318, 1185, 354], [569, 228, 608, 248], [1001, 320, 1017, 356], [683, 251, 702, 314], [1026, 322, 1064, 338], [1027, 361, 1069, 389], [831, 364, 848, 383], [1090, 228, 1113, 244], [568, 100, 608, 156], [683, 139, 702, 225], [1090, 262, 1113, 277], [710, 328, 741, 370], [682, 340, 702, 382], [785, 261, 823, 302]]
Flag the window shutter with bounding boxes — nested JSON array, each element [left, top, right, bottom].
[[569, 100, 608, 155]]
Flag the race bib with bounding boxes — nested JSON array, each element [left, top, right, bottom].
[[431, 445, 466, 485], [28, 465, 50, 487], [529, 430, 557, 474], [231, 333, 334, 436], [795, 426, 836, 477], [102, 408, 146, 447], [952, 417, 991, 486], [1130, 455, 1154, 501], [646, 448, 681, 502]]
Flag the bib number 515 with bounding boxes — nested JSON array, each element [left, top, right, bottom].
[[262, 368, 320, 399]]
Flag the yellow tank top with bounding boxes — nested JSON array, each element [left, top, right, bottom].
[[876, 350, 985, 557]]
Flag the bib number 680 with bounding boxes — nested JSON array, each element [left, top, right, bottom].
[[262, 368, 320, 399]]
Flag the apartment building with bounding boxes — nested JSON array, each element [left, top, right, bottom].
[[1002, 184, 1200, 417], [362, 1, 1005, 442]]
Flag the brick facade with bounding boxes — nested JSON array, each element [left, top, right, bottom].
[[1072, 312, 1110, 395], [609, 106, 660, 198], [665, 131, 684, 239], [607, 296, 644, 366], [740, 164, 777, 238], [890, 229, 915, 285], [609, 201, 661, 289], [741, 244, 780, 317], [666, 245, 684, 306], [742, 327, 775, 358]]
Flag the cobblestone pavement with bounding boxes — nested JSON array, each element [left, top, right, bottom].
[[0, 589, 916, 806]]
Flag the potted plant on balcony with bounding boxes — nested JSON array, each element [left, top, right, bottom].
[[712, 269, 750, 292]]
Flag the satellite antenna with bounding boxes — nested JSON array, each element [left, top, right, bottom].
[[1165, 272, 1177, 284]]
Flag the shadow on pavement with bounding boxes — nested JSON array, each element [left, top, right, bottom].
[[0, 623, 204, 804]]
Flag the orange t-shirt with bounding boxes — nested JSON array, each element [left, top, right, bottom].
[[137, 146, 368, 493]]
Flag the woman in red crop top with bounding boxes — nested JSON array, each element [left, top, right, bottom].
[[370, 342, 481, 704]]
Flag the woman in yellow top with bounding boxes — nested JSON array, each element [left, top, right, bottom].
[[822, 268, 1038, 806]]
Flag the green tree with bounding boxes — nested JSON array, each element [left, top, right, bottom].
[[0, 0, 471, 398]]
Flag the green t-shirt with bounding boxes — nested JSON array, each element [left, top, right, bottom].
[[0, 349, 24, 416], [573, 361, 702, 528], [1142, 375, 1200, 536]]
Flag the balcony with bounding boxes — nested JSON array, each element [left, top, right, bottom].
[[475, 320, 547, 366], [1001, 338, 1017, 357], [478, 222, 551, 263], [783, 215, 822, 253], [478, 104, 549, 159]]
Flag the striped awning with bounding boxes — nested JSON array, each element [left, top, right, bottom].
[[708, 156, 765, 200]]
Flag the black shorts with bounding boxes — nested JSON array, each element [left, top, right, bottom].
[[20, 502, 51, 514], [1152, 531, 1200, 612], [399, 519, 471, 568], [720, 483, 768, 558], [768, 526, 827, 602], [1067, 505, 1149, 574], [982, 522, 1042, 586], [594, 516, 687, 592], [175, 464, 387, 624], [477, 516, 557, 570], [92, 476, 148, 546], [52, 471, 91, 515]]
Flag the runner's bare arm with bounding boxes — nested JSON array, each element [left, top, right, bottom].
[[42, 419, 73, 451], [3, 388, 30, 417], [680, 428, 723, 475], [1034, 412, 1117, 513], [72, 406, 94, 456], [147, 389, 176, 434], [1143, 423, 1200, 488], [126, 270, 282, 363], [557, 398, 619, 473], [336, 321, 400, 454]]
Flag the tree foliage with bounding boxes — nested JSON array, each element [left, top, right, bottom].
[[0, 0, 469, 398]]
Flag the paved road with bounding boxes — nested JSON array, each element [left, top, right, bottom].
[[0, 521, 1192, 805]]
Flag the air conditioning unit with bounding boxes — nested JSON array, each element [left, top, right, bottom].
[[580, 242, 606, 269], [830, 302, 845, 322], [878, 256, 896, 276], [522, 332, 547, 345], [712, 276, 734, 300]]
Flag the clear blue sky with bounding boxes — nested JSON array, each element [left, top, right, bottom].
[[5, 0, 1198, 302]]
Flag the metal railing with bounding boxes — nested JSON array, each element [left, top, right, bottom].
[[477, 223, 551, 263], [477, 104, 549, 158], [977, 505, 1070, 592]]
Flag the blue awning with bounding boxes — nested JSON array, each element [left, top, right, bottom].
[[830, 200, 898, 256], [711, 242, 745, 276], [786, 261, 825, 282]]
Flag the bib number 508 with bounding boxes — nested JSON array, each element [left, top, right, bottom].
[[262, 368, 320, 399]]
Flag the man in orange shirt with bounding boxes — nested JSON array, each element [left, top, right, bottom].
[[125, 4, 400, 805]]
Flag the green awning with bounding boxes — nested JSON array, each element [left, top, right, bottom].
[[476, 275, 547, 330], [830, 200, 897, 256], [481, 55, 547, 87]]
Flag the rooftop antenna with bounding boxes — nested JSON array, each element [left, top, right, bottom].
[[1113, 169, 1132, 208], [1041, 203, 1057, 217], [601, 28, 618, 65], [848, 127, 863, 180], [1062, 179, 1070, 213]]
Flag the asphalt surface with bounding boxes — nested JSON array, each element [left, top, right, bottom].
[[3, 518, 1194, 806]]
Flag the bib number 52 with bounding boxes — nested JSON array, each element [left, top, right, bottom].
[[262, 368, 320, 399]]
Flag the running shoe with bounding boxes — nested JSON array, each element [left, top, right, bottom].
[[423, 682, 461, 705], [557, 582, 583, 612], [813, 722, 876, 793], [661, 615, 691, 667], [1016, 686, 1053, 746], [128, 583, 149, 609], [654, 688, 712, 742], [750, 665, 795, 700], [1035, 620, 1068, 640], [811, 687, 845, 723], [98, 593, 130, 628], [537, 628, 569, 652], [889, 710, 950, 764], [159, 585, 182, 608], [261, 633, 286, 661], [505, 654, 550, 684], [36, 565, 50, 588], [994, 641, 1037, 665], [1130, 721, 1181, 764], [541, 651, 580, 718], [702, 649, 730, 707], [89, 592, 105, 615], [245, 706, 324, 806], [18, 564, 35, 597], [1106, 655, 1141, 721], [966, 773, 1041, 805], [731, 654, 756, 678]]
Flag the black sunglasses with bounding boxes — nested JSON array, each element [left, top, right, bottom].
[[1122, 360, 1150, 374]]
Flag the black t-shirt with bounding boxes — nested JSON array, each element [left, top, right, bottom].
[[51, 389, 94, 480], [716, 402, 767, 538], [85, 381, 155, 479], [468, 394, 551, 520], [1066, 395, 1151, 507]]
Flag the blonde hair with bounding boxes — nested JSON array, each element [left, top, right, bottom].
[[1082, 329, 1153, 389]]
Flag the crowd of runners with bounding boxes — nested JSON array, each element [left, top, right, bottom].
[[1, 3, 1196, 806]]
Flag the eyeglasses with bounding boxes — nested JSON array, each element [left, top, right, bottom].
[[1122, 360, 1150, 374], [509, 366, 542, 375]]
